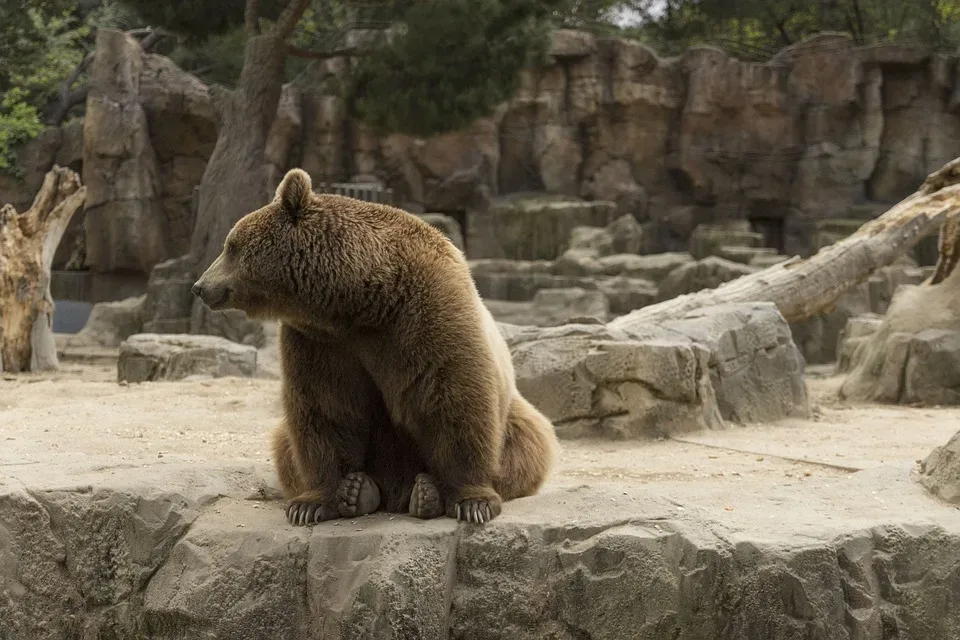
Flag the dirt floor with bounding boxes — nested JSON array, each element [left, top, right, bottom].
[[3, 352, 960, 541]]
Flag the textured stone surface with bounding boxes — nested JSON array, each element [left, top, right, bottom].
[[67, 295, 146, 348], [117, 333, 257, 382], [6, 30, 960, 290], [3, 434, 960, 640], [841, 266, 960, 404], [508, 302, 807, 438], [921, 430, 960, 504], [657, 257, 756, 301]]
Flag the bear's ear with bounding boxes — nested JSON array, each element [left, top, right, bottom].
[[275, 168, 312, 221]]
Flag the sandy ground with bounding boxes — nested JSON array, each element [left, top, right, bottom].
[[2, 352, 960, 541]]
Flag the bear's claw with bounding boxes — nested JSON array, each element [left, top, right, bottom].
[[409, 473, 444, 519], [286, 499, 338, 526], [338, 471, 381, 517], [454, 498, 499, 524]]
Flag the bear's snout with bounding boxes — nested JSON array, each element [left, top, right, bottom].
[[191, 279, 230, 310]]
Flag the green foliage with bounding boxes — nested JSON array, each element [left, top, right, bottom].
[[168, 26, 249, 87], [0, 89, 45, 178], [0, 3, 90, 176], [630, 0, 960, 57], [350, 0, 567, 138], [113, 0, 287, 42]]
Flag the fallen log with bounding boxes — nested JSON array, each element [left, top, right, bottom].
[[611, 157, 960, 333], [0, 166, 86, 372]]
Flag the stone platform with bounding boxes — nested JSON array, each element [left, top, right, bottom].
[[2, 366, 960, 639]]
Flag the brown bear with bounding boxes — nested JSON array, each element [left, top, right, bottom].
[[192, 168, 559, 524]]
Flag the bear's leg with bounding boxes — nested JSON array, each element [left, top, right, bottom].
[[493, 394, 559, 501], [277, 324, 389, 526], [337, 471, 381, 517], [410, 395, 558, 519], [271, 422, 308, 497], [416, 419, 504, 524]]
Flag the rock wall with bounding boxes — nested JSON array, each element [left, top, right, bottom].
[[3, 29, 958, 302]]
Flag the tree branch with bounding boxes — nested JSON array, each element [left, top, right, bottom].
[[286, 45, 357, 60], [274, 0, 312, 41], [137, 27, 170, 52]]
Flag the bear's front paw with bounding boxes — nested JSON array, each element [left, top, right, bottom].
[[409, 473, 444, 520], [338, 471, 381, 518], [286, 495, 338, 526], [452, 496, 502, 524]]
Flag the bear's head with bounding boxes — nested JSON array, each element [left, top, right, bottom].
[[192, 167, 331, 321]]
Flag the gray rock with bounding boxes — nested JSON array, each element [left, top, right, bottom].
[[595, 276, 658, 315], [418, 213, 465, 252], [688, 225, 763, 260], [836, 313, 884, 373], [67, 295, 146, 348], [117, 333, 257, 382], [484, 288, 609, 327], [568, 214, 644, 257], [921, 429, 960, 503], [843, 329, 960, 405], [511, 323, 723, 439], [532, 287, 609, 324], [595, 252, 694, 281], [662, 303, 809, 423], [657, 256, 756, 301], [510, 302, 808, 437]]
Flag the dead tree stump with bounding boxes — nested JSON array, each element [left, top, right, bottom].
[[0, 166, 86, 373]]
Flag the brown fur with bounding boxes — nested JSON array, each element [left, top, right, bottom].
[[193, 168, 559, 522]]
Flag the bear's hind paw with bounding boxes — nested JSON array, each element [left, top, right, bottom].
[[409, 473, 444, 520], [338, 471, 381, 517]]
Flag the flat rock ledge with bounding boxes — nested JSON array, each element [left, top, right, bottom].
[[2, 461, 960, 639], [118, 333, 258, 383]]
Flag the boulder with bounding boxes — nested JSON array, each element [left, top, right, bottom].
[[568, 214, 644, 257], [842, 329, 960, 405], [579, 159, 648, 218], [468, 198, 619, 261], [688, 225, 764, 260], [509, 302, 808, 438], [661, 303, 808, 423], [920, 430, 960, 504], [835, 313, 884, 373], [117, 333, 257, 383], [595, 276, 658, 315], [657, 257, 756, 301], [67, 295, 146, 348], [531, 287, 609, 325], [596, 252, 694, 281]]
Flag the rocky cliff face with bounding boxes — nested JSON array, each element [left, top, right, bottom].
[[3, 29, 959, 296]]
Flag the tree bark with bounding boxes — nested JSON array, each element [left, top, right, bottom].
[[0, 167, 86, 373], [188, 0, 311, 272], [610, 157, 960, 333]]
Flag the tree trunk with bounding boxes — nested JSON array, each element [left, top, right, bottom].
[[188, 34, 287, 271], [0, 167, 86, 373], [189, 0, 311, 272], [611, 157, 960, 333]]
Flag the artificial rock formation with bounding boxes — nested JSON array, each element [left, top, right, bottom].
[[7, 29, 960, 307]]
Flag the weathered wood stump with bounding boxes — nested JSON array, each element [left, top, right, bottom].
[[0, 166, 86, 372]]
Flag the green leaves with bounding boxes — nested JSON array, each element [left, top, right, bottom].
[[0, 89, 45, 178], [350, 0, 564, 138]]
